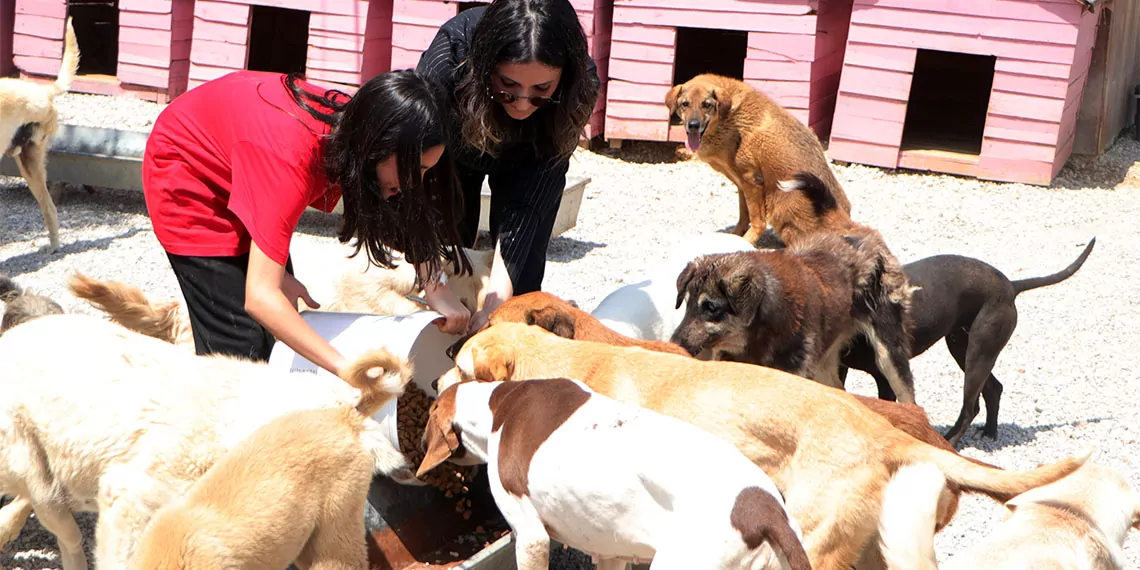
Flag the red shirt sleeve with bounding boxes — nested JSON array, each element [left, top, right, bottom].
[[227, 140, 318, 266]]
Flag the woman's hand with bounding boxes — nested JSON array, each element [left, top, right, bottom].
[[467, 243, 513, 333], [423, 279, 471, 335], [282, 272, 320, 310]]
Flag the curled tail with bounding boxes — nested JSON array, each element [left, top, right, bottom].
[[1012, 238, 1096, 295], [778, 172, 839, 216], [339, 348, 412, 417], [68, 272, 190, 346], [878, 463, 945, 570], [899, 438, 1090, 503], [53, 17, 80, 96]]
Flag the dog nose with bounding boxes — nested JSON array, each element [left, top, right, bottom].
[[686, 119, 702, 132]]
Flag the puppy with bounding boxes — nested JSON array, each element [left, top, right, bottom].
[[590, 232, 756, 342], [0, 17, 79, 253], [665, 74, 851, 246], [128, 348, 410, 570], [841, 238, 1096, 446], [0, 314, 415, 570], [0, 274, 64, 333], [440, 323, 1090, 570], [670, 233, 861, 388], [879, 461, 1140, 570], [419, 377, 812, 570]]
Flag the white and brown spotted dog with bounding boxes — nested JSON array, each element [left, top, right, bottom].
[[419, 377, 812, 570]]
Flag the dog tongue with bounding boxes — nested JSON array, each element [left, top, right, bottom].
[[685, 131, 702, 152]]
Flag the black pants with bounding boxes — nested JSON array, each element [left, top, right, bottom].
[[455, 156, 569, 295], [166, 252, 294, 362]]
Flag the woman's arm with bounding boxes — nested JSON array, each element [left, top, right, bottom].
[[245, 241, 347, 377]]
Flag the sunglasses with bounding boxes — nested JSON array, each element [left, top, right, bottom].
[[488, 89, 560, 108]]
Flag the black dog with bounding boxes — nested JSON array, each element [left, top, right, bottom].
[[840, 239, 1096, 446]]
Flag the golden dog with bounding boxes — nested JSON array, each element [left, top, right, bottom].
[[665, 73, 850, 246], [439, 323, 1089, 570]]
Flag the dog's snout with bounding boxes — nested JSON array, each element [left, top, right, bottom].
[[686, 119, 702, 132]]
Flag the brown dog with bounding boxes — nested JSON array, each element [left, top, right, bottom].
[[439, 323, 1089, 570], [665, 73, 851, 246], [671, 233, 861, 387], [0, 275, 64, 333], [127, 348, 410, 570]]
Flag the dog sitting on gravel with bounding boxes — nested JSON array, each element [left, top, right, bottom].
[[1, 17, 79, 253], [0, 274, 64, 333], [878, 460, 1140, 570], [129, 348, 410, 570], [841, 238, 1097, 447], [420, 377, 812, 570], [0, 314, 416, 570]]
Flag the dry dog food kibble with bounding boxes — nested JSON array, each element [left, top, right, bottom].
[[396, 381, 476, 519]]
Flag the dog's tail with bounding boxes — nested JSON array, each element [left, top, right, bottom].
[[0, 274, 22, 302], [1011, 238, 1096, 295], [339, 348, 412, 417], [51, 17, 80, 96], [67, 272, 188, 345], [896, 437, 1090, 503], [777, 172, 839, 216], [877, 463, 945, 570]]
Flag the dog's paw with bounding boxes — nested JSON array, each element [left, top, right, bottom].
[[38, 242, 61, 255]]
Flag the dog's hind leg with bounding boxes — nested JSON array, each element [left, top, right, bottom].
[[732, 190, 750, 236], [0, 495, 33, 549], [32, 503, 88, 570], [15, 143, 60, 253], [944, 324, 1012, 445], [94, 466, 179, 570]]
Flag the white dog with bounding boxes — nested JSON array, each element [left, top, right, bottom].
[[0, 314, 414, 570], [878, 460, 1140, 570], [590, 232, 755, 342], [418, 377, 811, 570]]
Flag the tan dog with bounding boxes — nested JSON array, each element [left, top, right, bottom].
[[1, 274, 64, 333], [438, 323, 1090, 570], [665, 73, 850, 246], [879, 460, 1140, 570], [1, 17, 79, 253], [128, 348, 410, 570], [671, 234, 860, 387]]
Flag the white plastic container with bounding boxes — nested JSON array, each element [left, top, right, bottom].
[[267, 310, 463, 449]]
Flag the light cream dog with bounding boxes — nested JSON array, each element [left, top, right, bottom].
[[438, 323, 1090, 570], [128, 348, 410, 570], [0, 17, 79, 253], [0, 314, 415, 570]]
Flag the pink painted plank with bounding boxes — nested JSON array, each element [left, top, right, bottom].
[[787, 107, 809, 125], [809, 71, 842, 102], [743, 59, 812, 81], [307, 67, 364, 86], [988, 90, 1066, 122], [612, 6, 816, 34], [309, 31, 367, 52], [845, 22, 1078, 65], [809, 51, 844, 82], [809, 93, 838, 121], [898, 150, 980, 178], [310, 13, 369, 34], [611, 23, 676, 47], [190, 38, 248, 68], [1052, 136, 1074, 178], [826, 137, 901, 167], [609, 40, 673, 63], [1063, 69, 1089, 109], [976, 156, 1054, 185], [831, 114, 905, 147], [605, 118, 669, 142], [14, 0, 64, 18], [13, 34, 60, 58], [13, 14, 63, 39], [994, 58, 1071, 80], [606, 79, 670, 105], [837, 65, 913, 100], [13, 54, 61, 76], [747, 32, 816, 62], [390, 23, 442, 52], [745, 79, 810, 98], [850, 6, 1080, 46], [120, 27, 174, 48], [195, 1, 250, 25], [851, 0, 1082, 25], [308, 47, 362, 73], [172, 40, 191, 60], [189, 62, 239, 82], [833, 92, 908, 121], [390, 46, 422, 70], [120, 43, 173, 67], [606, 100, 670, 121], [119, 11, 176, 30], [393, 0, 461, 20], [614, 0, 813, 15], [119, 0, 172, 13], [986, 114, 1061, 136], [991, 70, 1068, 100], [607, 58, 674, 85], [193, 19, 249, 44], [841, 42, 917, 73], [118, 63, 170, 88], [774, 95, 811, 110], [982, 137, 1057, 162]]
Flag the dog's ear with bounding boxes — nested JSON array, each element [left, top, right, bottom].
[[417, 389, 461, 478], [525, 307, 576, 340], [713, 86, 746, 122], [675, 261, 699, 310], [472, 343, 516, 383], [665, 84, 684, 115]]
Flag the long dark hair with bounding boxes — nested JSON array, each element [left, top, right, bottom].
[[286, 71, 470, 284], [454, 0, 598, 160]]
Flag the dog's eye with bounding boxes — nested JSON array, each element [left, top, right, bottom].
[[699, 299, 726, 321], [702, 100, 715, 109], [679, 100, 689, 108]]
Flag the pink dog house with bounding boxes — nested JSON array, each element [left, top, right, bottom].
[[827, 0, 1101, 185], [389, 0, 613, 139], [187, 0, 393, 94], [603, 0, 855, 145], [11, 0, 194, 103]]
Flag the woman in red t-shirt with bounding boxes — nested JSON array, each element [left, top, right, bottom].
[[143, 69, 471, 377]]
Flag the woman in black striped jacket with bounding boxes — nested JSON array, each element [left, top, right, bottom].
[[417, 0, 600, 330]]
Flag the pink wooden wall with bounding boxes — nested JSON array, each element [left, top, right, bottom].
[[389, 0, 612, 139], [1, 0, 14, 76], [603, 0, 855, 144], [827, 0, 1100, 185], [12, 0, 193, 102], [188, 0, 392, 94]]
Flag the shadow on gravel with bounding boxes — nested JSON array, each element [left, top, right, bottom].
[[940, 416, 1112, 452], [590, 140, 686, 165], [0, 227, 145, 278], [548, 236, 605, 262]]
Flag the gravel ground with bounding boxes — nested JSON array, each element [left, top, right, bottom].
[[2, 91, 1139, 568]]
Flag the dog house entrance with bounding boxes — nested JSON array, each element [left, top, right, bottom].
[[67, 0, 118, 77], [901, 49, 996, 155], [247, 5, 310, 76], [669, 27, 748, 125]]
